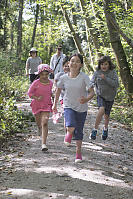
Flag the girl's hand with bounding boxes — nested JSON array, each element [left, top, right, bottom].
[[37, 96, 43, 100], [100, 74, 105, 79], [33, 96, 43, 101], [79, 96, 88, 104]]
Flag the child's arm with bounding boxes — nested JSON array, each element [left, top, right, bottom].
[[28, 82, 43, 101], [89, 72, 97, 87], [31, 95, 43, 100], [25, 62, 29, 76], [52, 88, 61, 112], [101, 70, 119, 88], [79, 87, 95, 104]]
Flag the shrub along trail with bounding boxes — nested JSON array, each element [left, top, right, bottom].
[[0, 98, 133, 199]]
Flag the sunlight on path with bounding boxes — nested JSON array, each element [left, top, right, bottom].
[[1, 188, 85, 199], [26, 166, 130, 189]]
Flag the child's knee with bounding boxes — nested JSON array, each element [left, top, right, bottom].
[[42, 121, 48, 127], [66, 127, 75, 134], [41, 117, 48, 126]]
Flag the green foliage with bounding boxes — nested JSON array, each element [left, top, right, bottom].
[[111, 105, 133, 131], [0, 98, 28, 136], [0, 51, 26, 75], [110, 79, 133, 130], [0, 53, 30, 143], [0, 0, 132, 136]]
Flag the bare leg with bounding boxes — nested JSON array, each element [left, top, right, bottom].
[[95, 107, 105, 129], [75, 140, 82, 162], [64, 127, 75, 146], [66, 127, 75, 135], [104, 114, 109, 129], [41, 112, 49, 145], [35, 113, 41, 129], [76, 140, 82, 155]]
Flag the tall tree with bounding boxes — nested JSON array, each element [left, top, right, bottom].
[[103, 0, 133, 101], [107, 12, 133, 49], [17, 0, 23, 59], [0, 0, 4, 48], [61, 3, 93, 71], [31, 3, 39, 47], [3, 0, 8, 51], [79, 0, 103, 57]]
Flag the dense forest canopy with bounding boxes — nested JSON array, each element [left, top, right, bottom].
[[0, 0, 133, 100]]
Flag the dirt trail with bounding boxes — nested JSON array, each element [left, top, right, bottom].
[[0, 99, 133, 199]]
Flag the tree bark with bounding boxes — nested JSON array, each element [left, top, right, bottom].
[[31, 3, 39, 48], [16, 0, 23, 59], [103, 0, 133, 101], [3, 0, 8, 51], [108, 14, 133, 49], [61, 4, 93, 71], [79, 0, 103, 57]]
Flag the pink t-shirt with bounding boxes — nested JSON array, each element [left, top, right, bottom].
[[28, 79, 53, 115]]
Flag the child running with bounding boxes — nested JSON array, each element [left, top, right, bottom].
[[90, 55, 119, 140], [28, 64, 53, 151], [52, 53, 94, 163], [54, 56, 69, 106]]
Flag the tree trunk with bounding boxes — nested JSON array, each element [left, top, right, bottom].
[[31, 3, 39, 48], [3, 0, 8, 51], [61, 4, 93, 71], [103, 0, 133, 102], [124, 0, 132, 10], [79, 0, 103, 57], [108, 14, 133, 49], [16, 0, 23, 59], [10, 18, 16, 52]]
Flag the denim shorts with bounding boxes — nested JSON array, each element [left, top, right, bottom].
[[64, 108, 87, 140], [97, 96, 114, 116]]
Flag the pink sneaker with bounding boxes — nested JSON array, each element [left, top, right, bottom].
[[64, 133, 73, 146], [75, 153, 82, 163]]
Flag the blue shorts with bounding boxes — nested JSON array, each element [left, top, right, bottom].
[[64, 108, 87, 140], [97, 96, 114, 116]]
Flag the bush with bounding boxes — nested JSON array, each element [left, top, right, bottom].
[[0, 52, 30, 143]]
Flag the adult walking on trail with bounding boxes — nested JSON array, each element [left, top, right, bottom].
[[26, 48, 42, 83], [49, 45, 66, 79], [89, 55, 119, 141], [28, 64, 53, 152], [52, 53, 94, 163]]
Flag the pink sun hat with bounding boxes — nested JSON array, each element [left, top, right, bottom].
[[35, 64, 53, 75]]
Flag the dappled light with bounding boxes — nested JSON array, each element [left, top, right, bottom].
[[27, 165, 129, 188], [1, 91, 133, 199], [1, 188, 87, 199], [0, 0, 133, 198]]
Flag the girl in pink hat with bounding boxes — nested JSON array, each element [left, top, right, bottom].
[[28, 64, 53, 151]]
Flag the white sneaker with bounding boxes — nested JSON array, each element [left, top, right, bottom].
[[42, 144, 48, 151], [75, 158, 82, 163]]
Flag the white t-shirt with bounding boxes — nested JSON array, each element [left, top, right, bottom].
[[57, 72, 91, 112], [50, 53, 66, 75]]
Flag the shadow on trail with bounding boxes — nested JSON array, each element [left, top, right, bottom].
[[0, 100, 133, 199]]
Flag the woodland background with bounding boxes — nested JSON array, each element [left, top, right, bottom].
[[0, 0, 133, 144]]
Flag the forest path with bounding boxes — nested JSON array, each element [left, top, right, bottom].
[[0, 98, 133, 199]]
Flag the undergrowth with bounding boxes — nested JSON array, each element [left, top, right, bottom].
[[0, 53, 30, 146]]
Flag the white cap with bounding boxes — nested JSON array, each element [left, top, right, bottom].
[[30, 47, 38, 52]]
